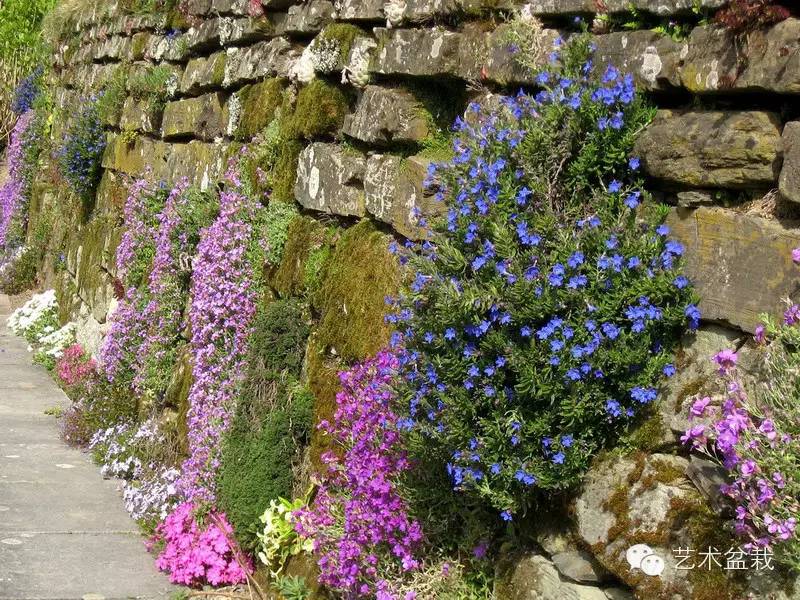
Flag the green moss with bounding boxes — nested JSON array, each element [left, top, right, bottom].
[[623, 410, 668, 452], [285, 79, 349, 141], [313, 220, 400, 362], [305, 336, 343, 473], [272, 140, 304, 203], [235, 78, 286, 142], [318, 23, 365, 62], [217, 299, 312, 550], [128, 65, 174, 110], [271, 216, 325, 297]]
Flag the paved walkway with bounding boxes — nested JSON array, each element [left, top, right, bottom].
[[0, 296, 176, 599]]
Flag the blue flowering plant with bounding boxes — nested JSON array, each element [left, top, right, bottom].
[[11, 66, 43, 115], [390, 34, 699, 518], [56, 95, 106, 204]]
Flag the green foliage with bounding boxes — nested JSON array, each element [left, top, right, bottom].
[[285, 78, 349, 140], [313, 219, 400, 362], [256, 497, 312, 577], [262, 199, 299, 268], [80, 378, 139, 434], [274, 575, 312, 600], [96, 69, 128, 126], [395, 34, 696, 516], [0, 0, 54, 68], [128, 65, 175, 111], [217, 299, 313, 550], [234, 78, 286, 142], [0, 209, 50, 294], [271, 216, 335, 298], [56, 96, 106, 204]]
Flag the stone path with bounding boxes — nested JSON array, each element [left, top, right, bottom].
[[0, 296, 176, 600]]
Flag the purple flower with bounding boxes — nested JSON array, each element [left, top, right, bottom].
[[713, 349, 738, 374]]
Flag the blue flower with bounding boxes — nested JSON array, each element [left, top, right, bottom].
[[552, 452, 565, 464], [490, 463, 502, 475], [605, 399, 622, 417], [609, 180, 622, 193], [655, 224, 669, 236], [673, 275, 689, 289], [500, 510, 513, 521], [445, 328, 456, 340], [624, 191, 640, 209], [567, 251, 585, 268], [663, 363, 676, 377], [629, 157, 640, 170], [520, 326, 532, 337], [561, 434, 573, 447], [685, 304, 701, 329]]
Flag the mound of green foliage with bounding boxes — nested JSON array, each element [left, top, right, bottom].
[[218, 298, 314, 549]]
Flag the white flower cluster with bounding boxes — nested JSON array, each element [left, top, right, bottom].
[[38, 322, 77, 359], [123, 466, 181, 522], [7, 289, 60, 343], [90, 422, 143, 480]]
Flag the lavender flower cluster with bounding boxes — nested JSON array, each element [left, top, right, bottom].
[[0, 111, 36, 256], [178, 181, 260, 503]]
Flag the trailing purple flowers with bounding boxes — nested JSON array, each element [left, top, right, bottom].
[[293, 349, 423, 599]]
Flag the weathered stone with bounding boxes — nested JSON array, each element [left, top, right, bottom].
[[681, 19, 800, 94], [219, 16, 272, 45], [482, 23, 558, 86], [144, 34, 188, 62], [94, 170, 129, 216], [574, 454, 710, 598], [657, 324, 747, 443], [364, 154, 444, 240], [603, 589, 634, 600], [372, 27, 464, 78], [184, 0, 213, 15], [525, 0, 725, 16], [212, 0, 250, 13], [343, 86, 429, 145], [780, 121, 800, 204], [551, 551, 610, 584], [94, 35, 132, 61], [119, 97, 162, 135], [126, 63, 183, 98], [675, 190, 716, 207], [635, 110, 782, 189], [130, 32, 151, 61], [294, 143, 367, 217], [69, 216, 121, 324], [495, 552, 608, 600], [686, 455, 730, 515], [667, 206, 800, 332], [102, 135, 171, 180], [167, 141, 235, 190], [335, 0, 384, 20], [223, 39, 298, 87], [283, 0, 335, 34], [180, 52, 227, 96], [162, 93, 227, 141], [182, 18, 225, 53], [593, 30, 682, 91]]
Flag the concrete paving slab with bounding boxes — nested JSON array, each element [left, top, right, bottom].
[[0, 315, 177, 599]]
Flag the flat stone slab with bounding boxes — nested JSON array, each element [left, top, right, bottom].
[[0, 317, 176, 599]]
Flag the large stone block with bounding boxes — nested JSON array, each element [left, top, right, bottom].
[[167, 141, 235, 190], [219, 16, 273, 45], [223, 38, 298, 87], [180, 52, 227, 96], [364, 154, 444, 240], [525, 0, 725, 16], [162, 93, 227, 141], [666, 206, 800, 332], [635, 110, 782, 189], [372, 27, 465, 78], [102, 135, 170, 179], [119, 97, 163, 135], [680, 19, 800, 94], [343, 86, 429, 145], [294, 143, 367, 217], [780, 121, 800, 204], [336, 0, 384, 20], [593, 30, 682, 91], [282, 0, 335, 34]]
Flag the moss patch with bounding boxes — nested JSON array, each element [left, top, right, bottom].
[[318, 23, 365, 62], [285, 79, 349, 141], [235, 78, 286, 142], [305, 335, 343, 474], [270, 216, 333, 298], [312, 219, 400, 362]]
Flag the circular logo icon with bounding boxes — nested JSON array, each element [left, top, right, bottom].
[[626, 544, 654, 570]]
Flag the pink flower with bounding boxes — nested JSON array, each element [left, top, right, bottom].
[[792, 247, 800, 264], [713, 349, 738, 373], [784, 304, 800, 326], [754, 324, 766, 344], [740, 459, 756, 477], [680, 424, 706, 445]]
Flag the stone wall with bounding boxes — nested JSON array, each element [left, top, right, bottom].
[[34, 1, 800, 598]]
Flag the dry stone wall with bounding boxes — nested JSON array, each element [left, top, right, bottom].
[[33, 2, 800, 597]]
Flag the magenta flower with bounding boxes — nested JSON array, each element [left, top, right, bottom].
[[690, 396, 711, 418], [713, 348, 738, 373], [754, 324, 766, 344], [792, 247, 800, 264]]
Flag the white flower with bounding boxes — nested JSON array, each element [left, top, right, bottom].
[[290, 46, 316, 83]]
